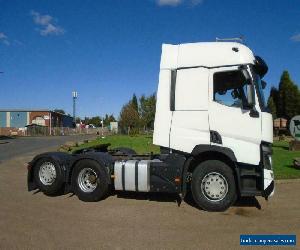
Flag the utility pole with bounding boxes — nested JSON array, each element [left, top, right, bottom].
[[72, 91, 78, 124], [101, 119, 105, 138]]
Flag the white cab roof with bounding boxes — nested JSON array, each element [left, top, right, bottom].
[[160, 42, 255, 69]]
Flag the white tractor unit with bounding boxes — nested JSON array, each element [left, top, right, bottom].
[[27, 41, 274, 211]]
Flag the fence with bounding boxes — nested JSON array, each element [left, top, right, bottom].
[[28, 127, 110, 136], [0, 126, 110, 137]]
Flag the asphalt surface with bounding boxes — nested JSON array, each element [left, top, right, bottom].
[[0, 134, 96, 162], [0, 137, 299, 249]]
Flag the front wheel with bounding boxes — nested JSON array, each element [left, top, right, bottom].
[[191, 160, 237, 212], [72, 159, 109, 202]]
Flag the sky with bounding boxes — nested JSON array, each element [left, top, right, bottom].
[[0, 0, 300, 118]]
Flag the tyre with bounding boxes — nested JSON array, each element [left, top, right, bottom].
[[191, 160, 237, 212], [114, 147, 137, 155], [72, 159, 109, 202], [33, 157, 64, 195]]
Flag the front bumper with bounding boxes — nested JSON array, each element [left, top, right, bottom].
[[237, 142, 275, 198], [261, 143, 275, 198], [263, 169, 275, 198]]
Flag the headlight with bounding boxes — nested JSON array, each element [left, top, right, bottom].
[[262, 143, 273, 170], [267, 155, 273, 170], [263, 154, 272, 170], [268, 155, 272, 167]]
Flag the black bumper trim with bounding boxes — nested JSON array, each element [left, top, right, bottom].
[[263, 180, 274, 197]]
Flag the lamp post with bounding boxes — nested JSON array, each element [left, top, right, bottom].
[[101, 119, 105, 138], [72, 91, 78, 124]]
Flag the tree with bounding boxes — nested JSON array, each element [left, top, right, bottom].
[[269, 87, 279, 114], [103, 114, 109, 126], [75, 117, 81, 123], [119, 102, 140, 134], [103, 114, 116, 126], [277, 71, 300, 120], [267, 96, 277, 118], [109, 114, 116, 122], [139, 93, 156, 130], [131, 94, 138, 112], [54, 109, 65, 114], [85, 116, 101, 127]]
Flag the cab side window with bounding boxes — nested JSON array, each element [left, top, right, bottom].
[[213, 70, 252, 109]]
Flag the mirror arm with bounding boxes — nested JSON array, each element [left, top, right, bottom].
[[249, 108, 259, 118]]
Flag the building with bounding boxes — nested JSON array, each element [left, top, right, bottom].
[[0, 109, 74, 136], [110, 121, 118, 134]]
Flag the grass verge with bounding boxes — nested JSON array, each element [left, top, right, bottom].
[[72, 134, 160, 154], [273, 140, 300, 179]]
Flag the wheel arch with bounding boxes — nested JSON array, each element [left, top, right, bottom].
[[182, 145, 240, 197], [189, 151, 237, 173], [69, 153, 113, 186], [28, 152, 70, 191]]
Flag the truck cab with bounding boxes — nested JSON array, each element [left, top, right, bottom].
[[154, 42, 274, 202], [28, 41, 274, 212]]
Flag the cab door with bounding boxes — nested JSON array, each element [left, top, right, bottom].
[[169, 67, 210, 153], [208, 66, 261, 165]]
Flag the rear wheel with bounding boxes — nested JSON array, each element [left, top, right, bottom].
[[33, 158, 64, 195], [191, 160, 237, 212], [72, 159, 109, 202]]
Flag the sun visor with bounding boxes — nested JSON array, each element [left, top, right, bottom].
[[160, 44, 179, 69]]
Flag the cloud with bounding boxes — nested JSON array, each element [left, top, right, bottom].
[[0, 32, 10, 45], [291, 33, 300, 42], [30, 10, 64, 36], [13, 40, 24, 46], [190, 0, 203, 6], [156, 0, 203, 6], [157, 0, 182, 6]]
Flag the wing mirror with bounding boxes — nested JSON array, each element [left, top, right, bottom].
[[254, 56, 268, 78]]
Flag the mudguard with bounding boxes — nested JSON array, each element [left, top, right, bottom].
[[69, 152, 114, 185], [27, 152, 72, 191]]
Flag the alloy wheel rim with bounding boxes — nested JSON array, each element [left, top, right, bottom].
[[39, 162, 57, 185], [201, 172, 228, 202], [77, 168, 98, 193]]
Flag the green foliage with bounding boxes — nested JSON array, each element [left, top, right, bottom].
[[72, 134, 160, 154], [54, 109, 65, 114], [103, 114, 116, 126], [119, 101, 140, 133], [75, 117, 81, 123], [267, 96, 277, 118], [131, 94, 139, 112], [139, 93, 156, 130], [273, 140, 300, 179], [81, 114, 116, 127], [85, 116, 101, 127], [267, 71, 300, 120], [128, 127, 140, 136], [119, 93, 157, 134]]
